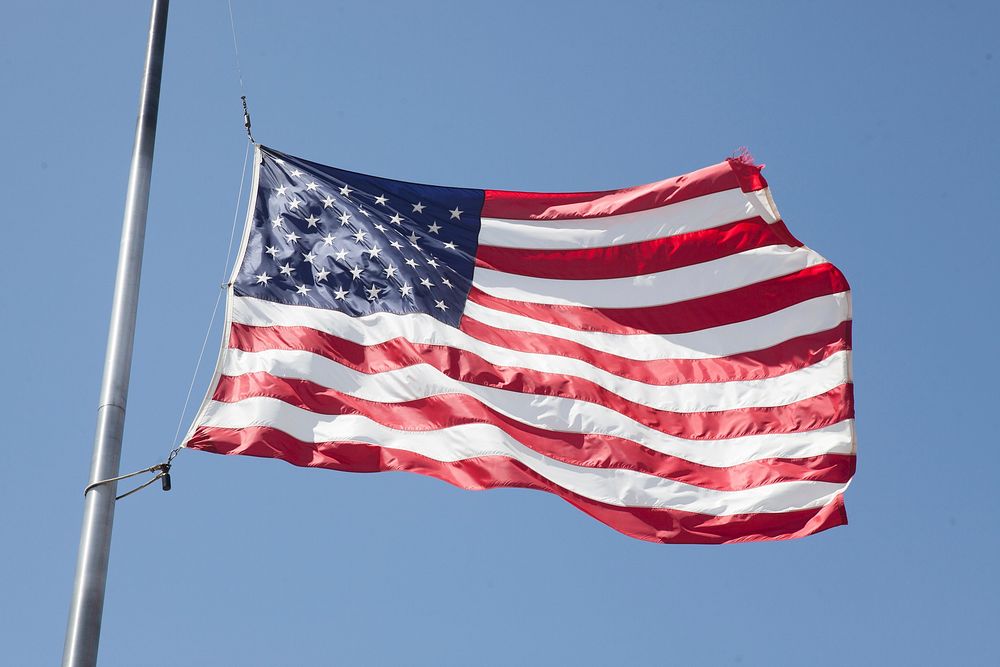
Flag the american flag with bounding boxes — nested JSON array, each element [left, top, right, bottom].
[[184, 145, 854, 544]]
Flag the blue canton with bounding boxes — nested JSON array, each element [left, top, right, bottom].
[[235, 147, 483, 328]]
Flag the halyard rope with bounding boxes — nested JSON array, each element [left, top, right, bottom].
[[85, 2, 257, 501], [169, 140, 252, 451]]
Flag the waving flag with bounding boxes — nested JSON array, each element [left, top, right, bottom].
[[184, 145, 854, 544]]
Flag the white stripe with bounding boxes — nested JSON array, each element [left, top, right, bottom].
[[479, 187, 779, 250], [222, 343, 846, 417], [214, 346, 854, 467], [199, 397, 848, 515], [229, 325, 848, 414], [229, 295, 850, 412], [473, 246, 826, 308], [232, 293, 851, 362]]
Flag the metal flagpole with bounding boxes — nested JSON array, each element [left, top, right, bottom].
[[62, 0, 169, 665]]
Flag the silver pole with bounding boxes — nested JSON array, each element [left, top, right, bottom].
[[62, 1, 169, 665]]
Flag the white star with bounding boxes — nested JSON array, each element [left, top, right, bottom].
[[374, 223, 387, 233], [321, 233, 336, 246], [389, 240, 404, 250], [352, 229, 368, 243], [271, 216, 285, 228], [333, 287, 349, 300], [288, 199, 303, 210], [426, 258, 439, 268], [434, 300, 448, 311], [339, 212, 352, 226], [255, 273, 272, 285], [302, 251, 317, 264], [383, 264, 398, 279], [443, 241, 457, 250], [305, 214, 321, 228], [420, 277, 435, 289], [265, 245, 279, 258], [305, 181, 319, 191], [290, 169, 303, 178], [441, 278, 454, 288], [279, 263, 295, 276], [295, 284, 311, 295], [407, 232, 420, 246], [359, 208, 371, 217], [275, 185, 288, 197], [365, 284, 382, 301], [366, 244, 382, 259], [411, 202, 426, 214], [275, 159, 285, 165], [349, 265, 364, 280], [389, 213, 404, 225], [375, 195, 388, 206], [399, 283, 414, 297], [404, 258, 419, 269], [427, 221, 441, 234], [334, 248, 349, 261], [449, 207, 463, 220], [322, 195, 336, 208], [315, 267, 331, 282], [284, 231, 300, 243], [339, 184, 353, 197]]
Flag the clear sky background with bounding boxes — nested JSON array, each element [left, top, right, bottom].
[[2, 1, 998, 665]]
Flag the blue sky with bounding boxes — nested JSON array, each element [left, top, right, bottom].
[[2, 1, 998, 664]]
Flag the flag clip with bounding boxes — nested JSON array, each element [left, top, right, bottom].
[[241, 95, 255, 144], [83, 462, 173, 501]]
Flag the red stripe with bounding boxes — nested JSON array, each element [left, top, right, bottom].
[[231, 318, 850, 389], [483, 161, 750, 221], [213, 366, 853, 452], [467, 263, 850, 336], [210, 371, 855, 489], [475, 218, 801, 280], [461, 317, 852, 385], [187, 426, 847, 544], [229, 323, 853, 444]]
